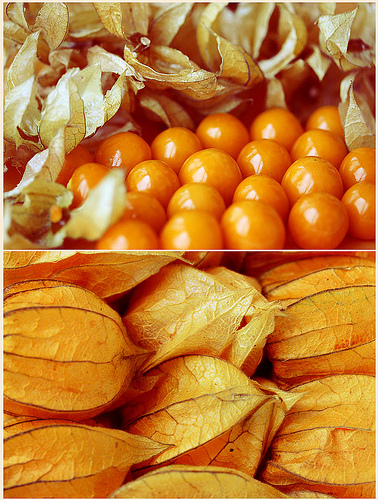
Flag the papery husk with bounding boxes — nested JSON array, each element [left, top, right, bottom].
[[122, 262, 279, 375], [266, 284, 375, 388], [258, 254, 375, 293], [4, 418, 169, 498], [263, 264, 375, 307], [260, 374, 376, 498], [3, 279, 148, 419], [2, 251, 200, 300], [241, 251, 375, 278], [121, 355, 300, 477], [110, 465, 289, 498]]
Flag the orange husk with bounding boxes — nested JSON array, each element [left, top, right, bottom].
[[258, 254, 375, 293], [260, 374, 376, 498], [122, 262, 279, 375], [4, 419, 169, 498], [3, 279, 148, 419], [121, 355, 300, 478], [266, 284, 375, 388], [263, 263, 375, 306], [109, 465, 288, 498]]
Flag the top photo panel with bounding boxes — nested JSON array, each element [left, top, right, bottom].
[[3, 2, 376, 251]]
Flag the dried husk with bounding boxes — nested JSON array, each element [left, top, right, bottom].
[[241, 251, 375, 278], [121, 355, 300, 477], [110, 465, 289, 498], [3, 279, 148, 419], [122, 262, 279, 374], [266, 284, 375, 388], [4, 3, 376, 249], [260, 374, 376, 498], [263, 264, 375, 307], [2, 250, 217, 300], [258, 254, 376, 293], [4, 418, 169, 498]]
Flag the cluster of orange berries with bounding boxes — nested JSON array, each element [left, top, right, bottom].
[[62, 106, 375, 250]]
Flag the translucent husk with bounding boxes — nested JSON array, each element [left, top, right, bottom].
[[3, 2, 375, 248]]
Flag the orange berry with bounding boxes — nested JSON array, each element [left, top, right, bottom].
[[151, 127, 202, 174], [57, 144, 94, 186], [237, 139, 292, 182], [94, 132, 151, 174], [179, 148, 242, 206], [160, 210, 223, 250], [221, 200, 286, 250], [67, 162, 109, 208], [306, 105, 344, 139], [167, 183, 226, 220], [290, 129, 348, 169], [126, 160, 180, 209], [339, 147, 376, 190], [341, 182, 375, 240], [281, 156, 344, 206], [288, 192, 349, 249], [96, 219, 159, 250], [196, 113, 250, 159], [120, 191, 167, 233], [233, 175, 290, 221], [250, 108, 304, 151]]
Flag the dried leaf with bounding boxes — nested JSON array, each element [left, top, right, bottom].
[[3, 250, 185, 299], [4, 419, 168, 498], [261, 374, 375, 498], [3, 279, 148, 419], [110, 465, 288, 498], [122, 263, 278, 373], [122, 355, 298, 476], [266, 285, 375, 387]]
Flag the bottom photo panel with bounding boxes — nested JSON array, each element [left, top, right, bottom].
[[3, 250, 376, 499]]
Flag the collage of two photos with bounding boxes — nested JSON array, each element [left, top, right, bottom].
[[3, 2, 377, 499]]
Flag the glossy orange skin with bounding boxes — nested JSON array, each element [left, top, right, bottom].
[[221, 200, 286, 250], [288, 192, 349, 249], [305, 106, 344, 139], [151, 127, 203, 174], [120, 191, 167, 233], [57, 144, 94, 186], [179, 148, 243, 206], [160, 210, 223, 250], [250, 108, 304, 151], [281, 156, 344, 206], [94, 132, 152, 174], [339, 147, 376, 190], [196, 113, 250, 159], [341, 182, 375, 240], [236, 139, 292, 182], [67, 162, 110, 208], [167, 183, 226, 220], [233, 175, 290, 221], [290, 129, 348, 169], [96, 219, 159, 250], [126, 160, 180, 209]]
